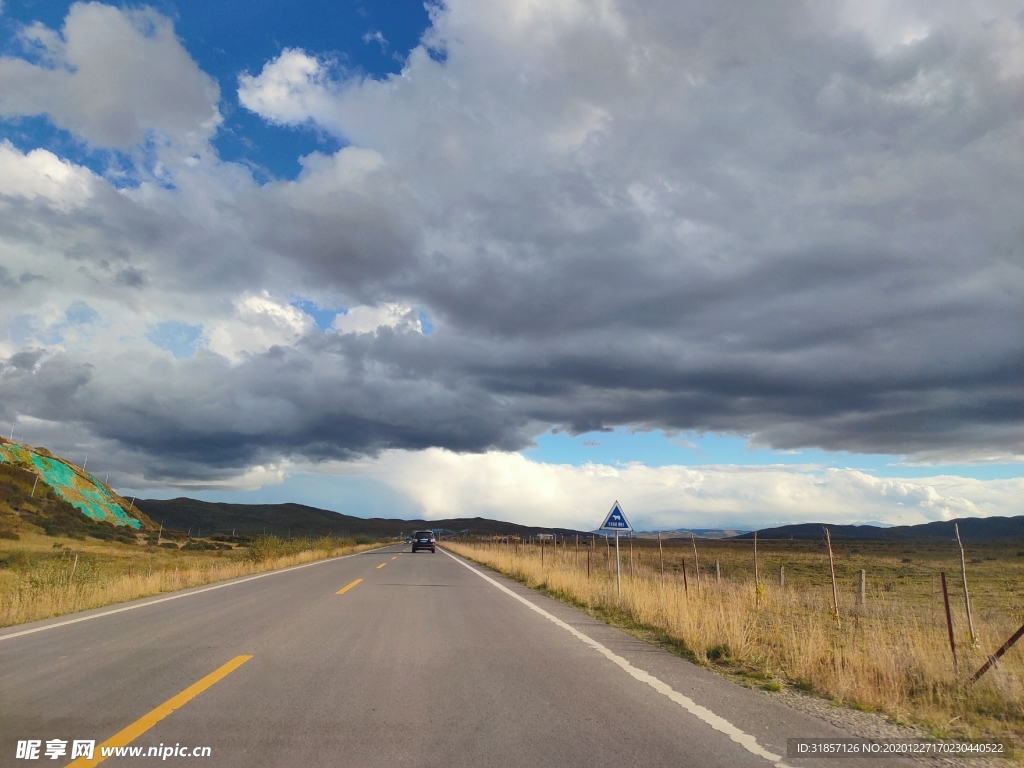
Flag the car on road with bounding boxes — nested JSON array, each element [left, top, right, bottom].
[[411, 530, 436, 553]]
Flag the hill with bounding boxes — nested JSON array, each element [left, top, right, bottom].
[[0, 438, 154, 540], [135, 497, 588, 539], [735, 515, 1024, 542]]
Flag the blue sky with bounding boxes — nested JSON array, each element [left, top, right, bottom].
[[525, 430, 1024, 481], [1, 0, 1022, 529], [0, 0, 430, 179]]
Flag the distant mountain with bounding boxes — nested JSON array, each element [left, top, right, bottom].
[[734, 515, 1024, 542], [135, 497, 589, 539]]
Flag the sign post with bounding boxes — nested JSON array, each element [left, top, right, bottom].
[[599, 501, 632, 598]]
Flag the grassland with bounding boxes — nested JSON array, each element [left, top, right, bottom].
[[0, 447, 386, 627], [0, 529, 382, 628], [446, 535, 1024, 745]]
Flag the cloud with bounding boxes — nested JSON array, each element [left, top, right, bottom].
[[333, 303, 421, 335], [0, 2, 220, 148], [0, 140, 94, 211], [206, 293, 315, 362], [0, 0, 1023, 504], [230, 0, 1024, 461], [323, 448, 1024, 529], [362, 30, 388, 51], [237, 49, 338, 129]]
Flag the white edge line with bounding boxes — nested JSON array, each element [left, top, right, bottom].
[[0, 545, 391, 643], [440, 547, 792, 768]]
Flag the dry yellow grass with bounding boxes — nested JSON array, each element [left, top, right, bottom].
[[0, 530, 382, 628], [446, 537, 1024, 744]]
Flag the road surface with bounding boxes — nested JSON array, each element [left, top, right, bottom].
[[1, 544, 917, 767]]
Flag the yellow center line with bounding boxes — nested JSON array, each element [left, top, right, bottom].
[[336, 578, 362, 594], [68, 655, 252, 767], [376, 562, 387, 569]]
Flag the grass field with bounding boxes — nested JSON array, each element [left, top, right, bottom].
[[446, 535, 1024, 745], [0, 530, 383, 628]]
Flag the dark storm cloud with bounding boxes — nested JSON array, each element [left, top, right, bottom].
[[0, 331, 540, 481], [1, 0, 1023, 482]]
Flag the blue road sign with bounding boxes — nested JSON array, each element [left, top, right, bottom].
[[599, 501, 632, 531]]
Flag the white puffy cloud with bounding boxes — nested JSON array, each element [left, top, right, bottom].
[[0, 2, 220, 148], [0, 140, 94, 211], [335, 449, 1023, 529], [205, 293, 315, 363], [333, 303, 421, 335], [237, 49, 339, 129]]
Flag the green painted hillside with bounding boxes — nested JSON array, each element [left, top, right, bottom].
[[0, 438, 153, 540]]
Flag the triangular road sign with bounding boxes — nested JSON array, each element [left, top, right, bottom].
[[599, 501, 632, 531]]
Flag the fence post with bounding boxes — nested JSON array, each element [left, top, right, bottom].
[[658, 532, 665, 588], [940, 572, 958, 674], [681, 556, 689, 594], [971, 622, 1024, 684], [779, 565, 785, 590], [754, 531, 760, 606], [824, 526, 841, 628], [858, 569, 866, 608], [955, 524, 978, 647], [715, 559, 721, 584], [690, 534, 701, 592]]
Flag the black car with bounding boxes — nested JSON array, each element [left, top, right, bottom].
[[411, 530, 436, 553]]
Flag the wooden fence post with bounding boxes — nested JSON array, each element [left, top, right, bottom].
[[858, 569, 865, 608], [940, 572, 958, 674], [716, 560, 721, 584], [658, 532, 665, 588], [824, 526, 841, 628], [955, 523, 978, 646], [779, 565, 785, 590], [690, 534, 701, 592], [754, 531, 760, 606]]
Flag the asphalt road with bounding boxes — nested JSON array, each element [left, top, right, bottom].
[[0, 545, 919, 767]]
